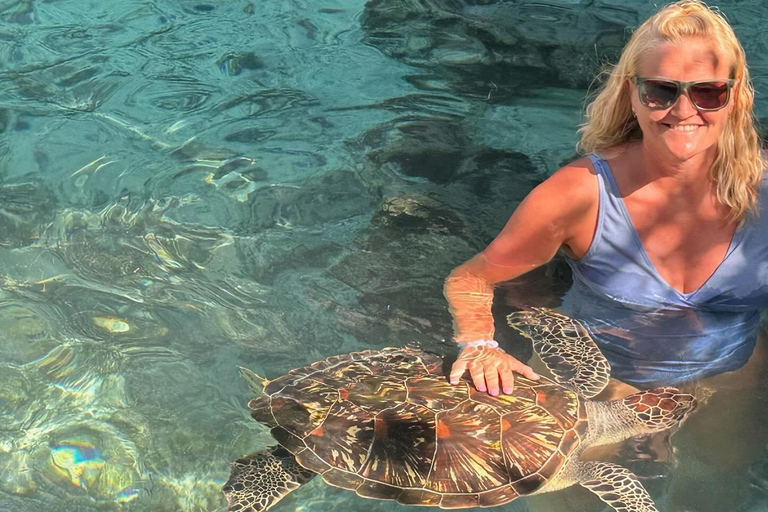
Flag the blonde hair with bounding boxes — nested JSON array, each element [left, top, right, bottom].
[[577, 0, 765, 221]]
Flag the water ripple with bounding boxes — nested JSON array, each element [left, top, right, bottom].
[[2, 0, 768, 510]]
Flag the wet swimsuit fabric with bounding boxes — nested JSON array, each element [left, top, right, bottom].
[[561, 154, 768, 387]]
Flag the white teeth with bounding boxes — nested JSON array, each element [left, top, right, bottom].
[[669, 124, 700, 132]]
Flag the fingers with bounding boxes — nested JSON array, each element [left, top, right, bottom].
[[449, 358, 468, 385], [499, 366, 515, 395], [513, 361, 540, 381], [484, 369, 500, 396], [449, 348, 536, 395], [470, 363, 487, 393]]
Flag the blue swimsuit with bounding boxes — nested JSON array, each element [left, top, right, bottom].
[[561, 154, 768, 387]]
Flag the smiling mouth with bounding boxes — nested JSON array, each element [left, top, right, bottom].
[[663, 124, 702, 133]]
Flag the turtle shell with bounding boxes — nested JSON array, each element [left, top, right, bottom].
[[249, 347, 587, 508]]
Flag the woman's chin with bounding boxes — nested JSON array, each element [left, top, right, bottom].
[[654, 139, 713, 163]]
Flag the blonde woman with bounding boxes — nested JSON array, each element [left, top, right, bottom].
[[445, 1, 768, 510]]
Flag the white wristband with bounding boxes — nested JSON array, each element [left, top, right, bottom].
[[458, 339, 499, 349]]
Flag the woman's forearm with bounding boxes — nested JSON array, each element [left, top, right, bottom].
[[444, 272, 496, 343]]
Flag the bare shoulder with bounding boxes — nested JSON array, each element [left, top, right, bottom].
[[521, 156, 599, 257], [527, 156, 599, 212], [546, 156, 597, 190], [483, 156, 600, 264]]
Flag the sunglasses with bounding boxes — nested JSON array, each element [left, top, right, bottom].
[[633, 77, 736, 111]]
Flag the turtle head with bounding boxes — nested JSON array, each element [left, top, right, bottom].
[[622, 387, 697, 432]]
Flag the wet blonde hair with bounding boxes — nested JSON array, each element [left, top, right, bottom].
[[578, 0, 765, 221]]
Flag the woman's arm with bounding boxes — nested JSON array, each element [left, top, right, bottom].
[[446, 158, 598, 395]]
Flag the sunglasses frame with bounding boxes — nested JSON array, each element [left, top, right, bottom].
[[633, 76, 736, 112]]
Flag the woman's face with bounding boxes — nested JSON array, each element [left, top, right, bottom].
[[630, 38, 736, 163]]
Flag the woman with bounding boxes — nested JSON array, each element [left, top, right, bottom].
[[445, 2, 768, 510], [446, 0, 766, 395]]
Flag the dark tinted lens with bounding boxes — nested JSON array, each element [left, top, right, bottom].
[[640, 80, 679, 109], [689, 81, 730, 110]]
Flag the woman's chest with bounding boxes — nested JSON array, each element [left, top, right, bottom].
[[623, 196, 737, 294]]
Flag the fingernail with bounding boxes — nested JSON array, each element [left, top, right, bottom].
[[449, 379, 457, 385], [531, 373, 540, 380], [489, 389, 498, 396], [503, 387, 513, 394], [477, 385, 486, 392]]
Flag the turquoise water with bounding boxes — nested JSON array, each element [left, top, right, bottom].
[[1, 1, 768, 511]]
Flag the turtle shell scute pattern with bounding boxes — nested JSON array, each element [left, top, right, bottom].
[[260, 347, 587, 508]]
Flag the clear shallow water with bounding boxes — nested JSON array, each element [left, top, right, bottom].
[[1, 0, 768, 511]]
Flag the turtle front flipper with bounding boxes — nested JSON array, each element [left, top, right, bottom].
[[578, 461, 658, 512], [507, 308, 610, 398], [223, 446, 316, 512]]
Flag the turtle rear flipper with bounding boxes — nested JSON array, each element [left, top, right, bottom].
[[578, 461, 658, 512], [223, 446, 316, 512], [507, 308, 610, 398]]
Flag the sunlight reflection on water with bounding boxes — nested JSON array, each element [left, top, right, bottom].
[[1, 0, 768, 511]]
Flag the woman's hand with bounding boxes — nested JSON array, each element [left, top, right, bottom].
[[449, 345, 539, 396]]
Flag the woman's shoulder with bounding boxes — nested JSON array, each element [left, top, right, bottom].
[[522, 156, 600, 228], [540, 155, 599, 198], [557, 155, 597, 172]]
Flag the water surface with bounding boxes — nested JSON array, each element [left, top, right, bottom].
[[1, 0, 768, 511]]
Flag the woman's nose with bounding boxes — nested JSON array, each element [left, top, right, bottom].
[[670, 89, 699, 117]]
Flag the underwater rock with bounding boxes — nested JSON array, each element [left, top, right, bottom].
[[0, 304, 59, 365], [242, 169, 377, 230], [361, 0, 629, 93], [328, 195, 571, 360], [236, 230, 345, 284], [1, 0, 35, 24], [91, 317, 131, 334], [223, 127, 275, 143], [0, 179, 57, 247], [121, 367, 273, 512], [217, 52, 265, 76], [5, 281, 171, 345], [12, 58, 121, 112], [146, 473, 226, 511], [327, 194, 478, 347], [357, 115, 542, 241], [192, 4, 215, 12], [212, 304, 306, 355], [40, 201, 233, 287], [373, 193, 489, 247], [45, 210, 162, 285], [0, 361, 145, 505], [0, 108, 9, 132], [0, 449, 36, 496], [362, 117, 538, 189], [0, 364, 32, 428], [40, 426, 143, 504], [365, 118, 469, 183], [370, 195, 471, 236], [325, 190, 568, 355]]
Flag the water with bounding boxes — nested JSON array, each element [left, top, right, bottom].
[[1, 0, 767, 511]]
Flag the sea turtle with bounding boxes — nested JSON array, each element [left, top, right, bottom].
[[224, 308, 696, 512]]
